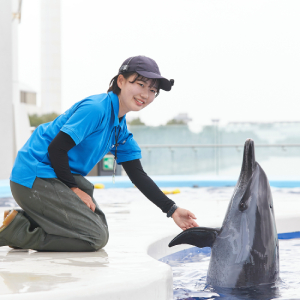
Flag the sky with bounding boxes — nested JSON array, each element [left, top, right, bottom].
[[18, 0, 300, 132]]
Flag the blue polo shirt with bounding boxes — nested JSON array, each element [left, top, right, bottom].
[[10, 92, 142, 188]]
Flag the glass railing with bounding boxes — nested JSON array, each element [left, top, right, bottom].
[[137, 144, 300, 177], [128, 124, 300, 178]]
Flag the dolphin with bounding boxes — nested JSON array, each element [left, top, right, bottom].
[[169, 139, 279, 288]]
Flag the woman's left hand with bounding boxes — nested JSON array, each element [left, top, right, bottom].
[[172, 207, 199, 230]]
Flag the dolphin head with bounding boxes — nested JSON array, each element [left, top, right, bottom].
[[223, 138, 257, 223], [222, 138, 274, 223], [207, 138, 279, 288]]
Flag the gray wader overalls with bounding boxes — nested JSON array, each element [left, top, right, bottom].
[[4, 174, 108, 251]]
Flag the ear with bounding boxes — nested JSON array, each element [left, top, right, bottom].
[[117, 74, 125, 90]]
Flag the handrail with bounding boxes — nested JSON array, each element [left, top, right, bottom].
[[138, 143, 299, 176], [139, 144, 300, 148]]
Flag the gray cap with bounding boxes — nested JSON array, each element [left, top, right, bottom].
[[118, 55, 174, 91]]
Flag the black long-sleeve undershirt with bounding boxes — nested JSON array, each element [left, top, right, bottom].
[[48, 131, 78, 188], [47, 131, 175, 213], [122, 159, 175, 213]]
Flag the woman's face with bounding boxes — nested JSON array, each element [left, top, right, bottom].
[[117, 74, 158, 115]]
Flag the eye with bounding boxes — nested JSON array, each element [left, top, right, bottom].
[[138, 83, 144, 87], [151, 89, 157, 94]]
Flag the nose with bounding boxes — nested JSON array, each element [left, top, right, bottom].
[[141, 88, 149, 100]]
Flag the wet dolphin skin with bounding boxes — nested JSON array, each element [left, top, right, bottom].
[[169, 139, 279, 288]]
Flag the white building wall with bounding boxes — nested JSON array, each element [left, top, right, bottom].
[[14, 102, 32, 151], [40, 0, 61, 115], [0, 0, 18, 180]]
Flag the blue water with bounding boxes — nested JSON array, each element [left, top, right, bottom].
[[160, 239, 300, 300], [2, 177, 300, 197]]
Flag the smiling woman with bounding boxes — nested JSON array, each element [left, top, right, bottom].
[[2, 55, 197, 253], [115, 73, 158, 114]]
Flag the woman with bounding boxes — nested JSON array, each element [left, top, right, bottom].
[[0, 55, 198, 252]]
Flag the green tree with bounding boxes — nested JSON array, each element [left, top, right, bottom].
[[166, 119, 186, 125], [29, 112, 59, 127], [127, 117, 145, 126]]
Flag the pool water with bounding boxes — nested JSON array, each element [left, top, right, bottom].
[[160, 238, 300, 300]]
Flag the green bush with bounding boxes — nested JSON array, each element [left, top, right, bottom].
[[166, 119, 186, 125], [29, 112, 60, 127], [127, 117, 145, 126]]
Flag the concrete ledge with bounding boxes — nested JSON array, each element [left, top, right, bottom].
[[0, 196, 175, 300]]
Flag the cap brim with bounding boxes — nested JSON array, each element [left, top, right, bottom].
[[136, 70, 173, 91]]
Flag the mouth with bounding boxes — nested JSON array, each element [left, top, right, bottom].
[[134, 97, 145, 107]]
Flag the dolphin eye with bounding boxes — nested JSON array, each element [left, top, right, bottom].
[[239, 195, 251, 212], [239, 202, 248, 211]]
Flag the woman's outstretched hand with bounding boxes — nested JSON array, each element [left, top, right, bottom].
[[71, 187, 96, 212], [172, 207, 199, 230]]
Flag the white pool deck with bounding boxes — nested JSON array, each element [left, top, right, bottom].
[[0, 183, 300, 300]]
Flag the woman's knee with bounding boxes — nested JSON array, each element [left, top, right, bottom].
[[91, 228, 109, 250]]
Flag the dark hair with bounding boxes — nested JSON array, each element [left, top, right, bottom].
[[107, 72, 160, 97]]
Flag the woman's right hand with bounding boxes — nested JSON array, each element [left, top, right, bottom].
[[70, 187, 96, 212]]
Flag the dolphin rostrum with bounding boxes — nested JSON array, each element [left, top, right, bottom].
[[169, 139, 279, 288]]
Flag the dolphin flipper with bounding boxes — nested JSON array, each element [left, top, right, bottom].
[[168, 227, 220, 248]]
